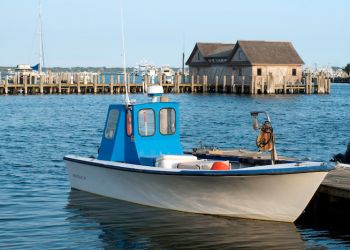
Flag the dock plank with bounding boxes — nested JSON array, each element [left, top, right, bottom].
[[319, 167, 350, 199]]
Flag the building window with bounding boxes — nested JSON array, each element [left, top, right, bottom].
[[239, 68, 242, 76], [197, 53, 200, 60], [257, 68, 262, 76], [292, 69, 297, 76], [138, 109, 155, 137], [160, 108, 176, 135], [105, 109, 119, 139], [239, 51, 243, 60]]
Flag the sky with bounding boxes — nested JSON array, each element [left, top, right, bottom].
[[0, 0, 349, 68]]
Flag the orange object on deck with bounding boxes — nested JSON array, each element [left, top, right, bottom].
[[211, 162, 230, 170]]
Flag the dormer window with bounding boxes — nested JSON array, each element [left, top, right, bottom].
[[239, 51, 243, 60]]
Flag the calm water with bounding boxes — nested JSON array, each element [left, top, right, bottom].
[[0, 84, 349, 249]]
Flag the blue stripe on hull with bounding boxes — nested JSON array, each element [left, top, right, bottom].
[[64, 156, 334, 177]]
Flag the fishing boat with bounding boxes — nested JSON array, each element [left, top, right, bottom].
[[64, 85, 333, 222]]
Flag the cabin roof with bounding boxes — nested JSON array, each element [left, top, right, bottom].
[[229, 40, 304, 65]]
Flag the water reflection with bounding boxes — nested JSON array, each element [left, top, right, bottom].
[[67, 190, 304, 249]]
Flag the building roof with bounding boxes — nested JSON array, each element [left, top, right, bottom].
[[230, 40, 304, 65], [186, 42, 235, 65]]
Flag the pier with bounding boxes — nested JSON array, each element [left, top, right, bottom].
[[0, 71, 331, 95]]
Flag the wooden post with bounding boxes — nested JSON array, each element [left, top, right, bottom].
[[110, 75, 114, 95], [327, 79, 331, 94], [5, 76, 8, 95], [23, 75, 28, 95], [102, 74, 105, 84], [40, 75, 44, 95], [241, 76, 244, 94], [116, 74, 120, 84], [93, 82, 97, 94], [191, 75, 194, 91], [58, 82, 62, 94], [283, 76, 287, 94], [77, 75, 81, 94], [47, 71, 51, 85], [191, 74, 195, 93], [215, 75, 219, 93], [231, 75, 235, 93], [222, 75, 226, 93], [251, 76, 256, 94]]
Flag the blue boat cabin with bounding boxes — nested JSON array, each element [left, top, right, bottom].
[[97, 101, 183, 166]]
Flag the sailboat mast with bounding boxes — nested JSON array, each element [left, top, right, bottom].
[[38, 0, 44, 74], [120, 0, 130, 105]]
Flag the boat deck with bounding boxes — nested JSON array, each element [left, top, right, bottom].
[[190, 148, 350, 200], [189, 148, 296, 165]]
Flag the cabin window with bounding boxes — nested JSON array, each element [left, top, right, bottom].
[[105, 109, 119, 139], [257, 68, 262, 76], [292, 68, 297, 76], [138, 109, 155, 136], [197, 53, 200, 60], [160, 108, 176, 135]]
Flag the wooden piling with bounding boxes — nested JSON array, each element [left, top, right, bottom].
[[40, 75, 44, 95], [283, 76, 287, 94], [223, 75, 226, 93], [77, 75, 81, 94], [23, 76, 28, 95], [110, 75, 114, 95], [250, 76, 256, 95], [215, 76, 219, 93], [58, 81, 62, 94], [231, 75, 235, 94], [241, 76, 245, 94]]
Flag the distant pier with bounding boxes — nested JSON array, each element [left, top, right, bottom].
[[0, 72, 331, 95]]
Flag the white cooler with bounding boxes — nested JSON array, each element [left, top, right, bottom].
[[155, 154, 198, 169]]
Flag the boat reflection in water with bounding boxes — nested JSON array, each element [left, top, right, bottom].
[[66, 190, 305, 249]]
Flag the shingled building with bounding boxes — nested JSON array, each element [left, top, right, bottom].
[[186, 40, 304, 94]]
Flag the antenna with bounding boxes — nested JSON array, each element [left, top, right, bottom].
[[120, 0, 130, 105], [38, 0, 45, 74], [182, 33, 185, 75]]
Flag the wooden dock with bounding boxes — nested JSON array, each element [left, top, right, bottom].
[[0, 71, 331, 95], [319, 165, 350, 200]]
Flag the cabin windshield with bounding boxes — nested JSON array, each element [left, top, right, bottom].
[[160, 108, 176, 135], [105, 109, 119, 139], [138, 109, 155, 136]]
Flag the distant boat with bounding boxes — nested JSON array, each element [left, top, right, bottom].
[[64, 85, 333, 223], [160, 66, 174, 83], [134, 61, 158, 84]]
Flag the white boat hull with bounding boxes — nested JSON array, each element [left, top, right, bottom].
[[65, 156, 329, 222]]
